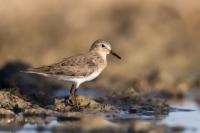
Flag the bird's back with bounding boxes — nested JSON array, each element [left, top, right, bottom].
[[25, 52, 106, 78]]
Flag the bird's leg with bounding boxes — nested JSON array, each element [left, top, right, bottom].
[[68, 84, 80, 108], [73, 88, 78, 96], [68, 84, 76, 105], [70, 84, 75, 95], [73, 87, 80, 108]]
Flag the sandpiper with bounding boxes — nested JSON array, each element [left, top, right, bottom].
[[24, 39, 121, 106]]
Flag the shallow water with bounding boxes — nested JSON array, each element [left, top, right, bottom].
[[102, 98, 200, 133], [161, 100, 200, 133]]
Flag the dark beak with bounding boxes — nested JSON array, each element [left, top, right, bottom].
[[110, 50, 121, 59]]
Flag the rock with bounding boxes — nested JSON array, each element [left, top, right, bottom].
[[24, 107, 50, 116], [0, 88, 55, 116], [129, 97, 170, 115], [54, 95, 113, 112], [0, 108, 14, 116], [0, 88, 31, 113], [54, 98, 72, 112], [73, 95, 99, 108]]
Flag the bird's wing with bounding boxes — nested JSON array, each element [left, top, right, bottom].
[[26, 54, 99, 77]]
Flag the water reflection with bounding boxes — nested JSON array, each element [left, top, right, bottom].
[[161, 100, 200, 133]]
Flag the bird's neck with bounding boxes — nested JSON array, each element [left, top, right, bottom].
[[90, 50, 107, 61], [98, 51, 107, 60]]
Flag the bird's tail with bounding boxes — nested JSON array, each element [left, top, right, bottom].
[[21, 69, 37, 74], [21, 68, 43, 74]]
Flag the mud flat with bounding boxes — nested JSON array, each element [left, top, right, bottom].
[[0, 87, 173, 132]]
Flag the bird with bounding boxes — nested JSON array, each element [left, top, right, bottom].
[[23, 39, 121, 106]]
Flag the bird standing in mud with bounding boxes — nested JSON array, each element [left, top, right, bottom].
[[24, 39, 121, 107]]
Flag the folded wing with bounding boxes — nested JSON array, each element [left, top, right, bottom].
[[25, 54, 99, 77]]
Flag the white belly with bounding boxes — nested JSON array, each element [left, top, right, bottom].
[[56, 66, 106, 87]]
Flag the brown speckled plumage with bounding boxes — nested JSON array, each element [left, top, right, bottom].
[[28, 52, 105, 77]]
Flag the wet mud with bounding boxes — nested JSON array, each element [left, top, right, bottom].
[[0, 87, 172, 133]]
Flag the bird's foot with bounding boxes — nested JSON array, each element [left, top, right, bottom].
[[67, 94, 80, 109]]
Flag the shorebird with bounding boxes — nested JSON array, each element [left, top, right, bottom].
[[24, 39, 121, 106]]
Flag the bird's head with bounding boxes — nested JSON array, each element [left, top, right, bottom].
[[90, 39, 121, 59]]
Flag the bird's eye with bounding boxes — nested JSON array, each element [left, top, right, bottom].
[[102, 44, 105, 47]]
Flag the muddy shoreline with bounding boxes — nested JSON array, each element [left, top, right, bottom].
[[0, 87, 171, 133], [0, 87, 196, 133], [0, 62, 199, 132]]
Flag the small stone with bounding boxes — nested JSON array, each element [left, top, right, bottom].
[[0, 108, 14, 116]]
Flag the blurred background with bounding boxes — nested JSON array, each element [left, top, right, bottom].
[[0, 0, 200, 92]]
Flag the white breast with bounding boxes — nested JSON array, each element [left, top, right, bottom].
[[83, 67, 105, 82]]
